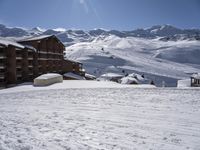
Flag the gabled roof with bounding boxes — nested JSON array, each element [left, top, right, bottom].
[[18, 35, 65, 48], [19, 35, 53, 42]]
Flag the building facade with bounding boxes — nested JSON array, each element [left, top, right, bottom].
[[0, 35, 84, 87]]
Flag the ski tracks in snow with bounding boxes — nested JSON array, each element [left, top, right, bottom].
[[0, 88, 200, 150]]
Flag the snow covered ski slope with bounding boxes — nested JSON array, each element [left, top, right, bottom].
[[0, 88, 200, 150], [65, 36, 200, 86]]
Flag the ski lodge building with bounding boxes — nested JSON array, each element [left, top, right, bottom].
[[0, 35, 84, 87]]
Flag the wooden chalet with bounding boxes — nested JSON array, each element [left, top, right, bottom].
[[191, 73, 200, 87]]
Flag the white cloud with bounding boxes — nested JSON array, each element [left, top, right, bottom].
[[79, 0, 89, 14]]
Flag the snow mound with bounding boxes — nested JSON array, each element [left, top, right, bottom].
[[34, 73, 63, 86], [120, 76, 139, 84]]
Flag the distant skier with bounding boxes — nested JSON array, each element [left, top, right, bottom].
[[150, 80, 155, 85]]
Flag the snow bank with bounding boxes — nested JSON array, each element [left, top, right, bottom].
[[34, 73, 63, 86]]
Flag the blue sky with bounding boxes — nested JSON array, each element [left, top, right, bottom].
[[0, 0, 200, 30]]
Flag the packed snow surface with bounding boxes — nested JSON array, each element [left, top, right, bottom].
[[0, 81, 154, 94], [0, 86, 200, 150]]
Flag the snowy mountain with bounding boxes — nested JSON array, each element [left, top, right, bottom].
[[1, 24, 200, 42], [65, 35, 200, 87], [29, 27, 45, 35], [0, 24, 29, 37], [1, 24, 200, 86]]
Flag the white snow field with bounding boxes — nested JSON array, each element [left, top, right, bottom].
[[65, 36, 200, 87], [0, 87, 200, 150]]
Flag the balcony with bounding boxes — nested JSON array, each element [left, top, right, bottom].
[[16, 57, 23, 60]]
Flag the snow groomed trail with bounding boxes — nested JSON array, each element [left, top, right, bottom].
[[0, 88, 200, 150]]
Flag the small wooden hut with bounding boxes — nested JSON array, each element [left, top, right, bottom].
[[191, 73, 200, 87]]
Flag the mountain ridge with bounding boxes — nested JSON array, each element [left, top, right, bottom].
[[0, 24, 200, 46]]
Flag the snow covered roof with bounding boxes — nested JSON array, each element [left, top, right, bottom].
[[120, 76, 139, 84], [0, 38, 25, 49], [63, 72, 85, 80], [65, 59, 82, 64], [35, 73, 62, 80], [191, 73, 200, 79], [18, 35, 65, 48], [128, 73, 145, 81], [85, 73, 96, 79], [101, 73, 124, 78], [19, 35, 54, 42]]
